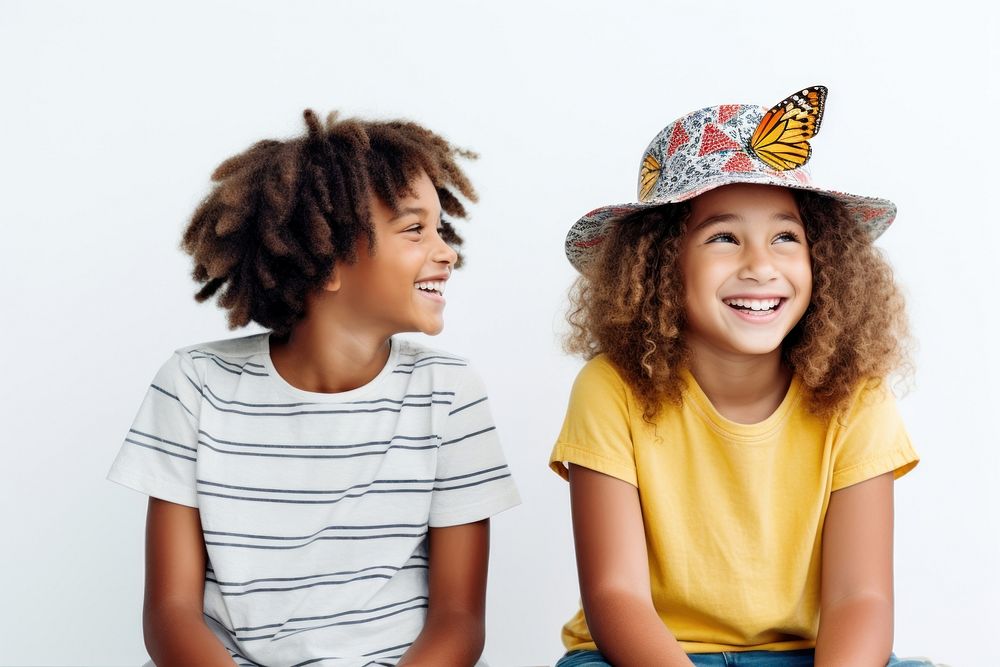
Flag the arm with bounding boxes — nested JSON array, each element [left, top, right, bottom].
[[396, 519, 490, 667], [815, 472, 894, 667], [143, 497, 235, 667], [569, 464, 694, 667]]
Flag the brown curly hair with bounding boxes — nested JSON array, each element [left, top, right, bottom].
[[182, 110, 478, 334], [565, 190, 911, 420]]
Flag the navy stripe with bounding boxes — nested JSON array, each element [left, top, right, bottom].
[[198, 381, 455, 410], [199, 429, 438, 451], [124, 439, 197, 462], [204, 611, 237, 637], [268, 597, 430, 642], [273, 602, 428, 642], [436, 464, 508, 483], [198, 439, 438, 460], [392, 362, 468, 375], [441, 425, 496, 447], [209, 559, 427, 586], [346, 391, 456, 405], [150, 384, 196, 418], [198, 486, 433, 505], [128, 429, 197, 453], [199, 394, 442, 417], [205, 532, 426, 550], [204, 522, 425, 540], [134, 425, 491, 462], [449, 396, 488, 415], [236, 594, 428, 634], [191, 353, 269, 377], [276, 595, 428, 632], [197, 477, 435, 495], [214, 564, 428, 597], [435, 472, 512, 492], [394, 355, 464, 367], [362, 643, 413, 658], [191, 349, 268, 371], [409, 359, 466, 368], [191, 350, 249, 369]]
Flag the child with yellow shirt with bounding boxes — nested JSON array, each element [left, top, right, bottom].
[[550, 86, 936, 666]]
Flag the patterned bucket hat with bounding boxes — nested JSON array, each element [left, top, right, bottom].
[[565, 86, 897, 272]]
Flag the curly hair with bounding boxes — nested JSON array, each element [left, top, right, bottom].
[[181, 110, 478, 334], [565, 190, 911, 420]]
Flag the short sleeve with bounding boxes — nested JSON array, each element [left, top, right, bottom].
[[548, 356, 638, 487], [831, 381, 919, 491], [428, 367, 521, 527], [107, 351, 202, 507]]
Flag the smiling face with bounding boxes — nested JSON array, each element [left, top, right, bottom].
[[679, 184, 812, 360], [333, 170, 458, 337]]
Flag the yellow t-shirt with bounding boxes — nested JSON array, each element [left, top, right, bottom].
[[549, 355, 918, 653]]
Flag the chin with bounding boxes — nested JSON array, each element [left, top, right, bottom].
[[421, 321, 445, 336], [733, 338, 787, 356], [714, 332, 782, 355]]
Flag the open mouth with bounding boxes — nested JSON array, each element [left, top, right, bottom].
[[415, 281, 446, 297], [722, 297, 784, 314]]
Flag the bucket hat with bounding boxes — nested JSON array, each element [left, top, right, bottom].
[[565, 85, 896, 272]]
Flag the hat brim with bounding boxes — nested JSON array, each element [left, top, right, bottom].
[[565, 172, 896, 272]]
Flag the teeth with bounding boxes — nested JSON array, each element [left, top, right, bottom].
[[723, 297, 781, 311], [415, 281, 446, 295]]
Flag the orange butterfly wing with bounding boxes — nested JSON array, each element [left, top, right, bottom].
[[749, 86, 827, 171], [639, 153, 661, 201]]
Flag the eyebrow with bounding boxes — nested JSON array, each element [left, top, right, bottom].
[[692, 212, 803, 232], [388, 207, 443, 223]]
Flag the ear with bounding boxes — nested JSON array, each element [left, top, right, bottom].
[[322, 266, 342, 293]]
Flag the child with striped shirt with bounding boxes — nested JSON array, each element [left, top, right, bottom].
[[108, 110, 520, 667]]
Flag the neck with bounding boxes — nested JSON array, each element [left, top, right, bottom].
[[685, 341, 792, 424], [269, 300, 392, 394]]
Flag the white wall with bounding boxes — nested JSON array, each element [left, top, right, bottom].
[[2, 1, 997, 665]]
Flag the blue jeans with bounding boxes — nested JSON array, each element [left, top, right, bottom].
[[554, 649, 936, 666]]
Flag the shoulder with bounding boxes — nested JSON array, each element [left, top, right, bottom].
[[393, 337, 470, 366], [160, 333, 270, 385], [572, 354, 631, 395], [827, 376, 917, 486], [391, 337, 481, 387], [558, 354, 638, 421], [175, 332, 269, 363], [837, 377, 898, 424]]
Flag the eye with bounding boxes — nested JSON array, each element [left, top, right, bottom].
[[773, 230, 802, 243], [403, 223, 423, 235], [706, 232, 738, 244]]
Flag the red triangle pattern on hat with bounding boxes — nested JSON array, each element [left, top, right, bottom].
[[575, 236, 605, 248], [722, 153, 754, 173], [667, 122, 690, 156], [860, 207, 882, 222], [698, 124, 741, 156], [718, 105, 741, 124]]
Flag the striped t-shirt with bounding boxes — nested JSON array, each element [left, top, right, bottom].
[[108, 333, 520, 667]]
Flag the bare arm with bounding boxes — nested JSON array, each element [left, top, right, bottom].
[[143, 497, 235, 667], [569, 464, 694, 666], [396, 519, 490, 667], [815, 472, 895, 667]]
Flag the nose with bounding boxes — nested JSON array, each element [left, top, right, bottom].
[[737, 243, 778, 283], [432, 231, 458, 268]]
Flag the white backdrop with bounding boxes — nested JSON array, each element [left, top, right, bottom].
[[2, 1, 998, 665]]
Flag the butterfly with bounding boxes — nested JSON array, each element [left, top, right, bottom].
[[638, 153, 661, 201], [748, 85, 827, 171]]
